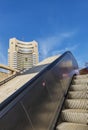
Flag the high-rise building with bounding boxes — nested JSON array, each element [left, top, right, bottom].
[[8, 38, 39, 70]]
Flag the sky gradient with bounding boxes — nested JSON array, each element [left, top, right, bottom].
[[0, 0, 88, 68]]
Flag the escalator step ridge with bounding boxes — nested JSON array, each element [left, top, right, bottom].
[[68, 91, 87, 99], [61, 109, 88, 124], [70, 85, 87, 91], [65, 99, 88, 109], [72, 79, 88, 85], [56, 122, 88, 130], [74, 74, 88, 79]]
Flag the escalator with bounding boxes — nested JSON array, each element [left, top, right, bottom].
[[0, 51, 87, 130], [56, 74, 88, 130]]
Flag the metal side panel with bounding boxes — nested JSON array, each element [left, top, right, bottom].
[[0, 51, 79, 130]]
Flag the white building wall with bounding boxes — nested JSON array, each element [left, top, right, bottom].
[[8, 38, 39, 70]]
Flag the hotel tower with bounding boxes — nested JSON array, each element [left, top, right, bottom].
[[8, 38, 39, 70]]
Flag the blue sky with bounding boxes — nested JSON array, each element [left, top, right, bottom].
[[0, 0, 88, 68]]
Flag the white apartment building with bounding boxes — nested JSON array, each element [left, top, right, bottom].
[[8, 38, 39, 70]]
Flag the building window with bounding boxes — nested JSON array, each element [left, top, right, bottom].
[[25, 57, 28, 62]]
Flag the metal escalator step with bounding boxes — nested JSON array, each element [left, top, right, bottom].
[[61, 109, 88, 124], [74, 74, 88, 79], [65, 99, 87, 109], [56, 122, 88, 130], [74, 74, 88, 78], [68, 91, 87, 99], [72, 79, 88, 85], [70, 85, 87, 91]]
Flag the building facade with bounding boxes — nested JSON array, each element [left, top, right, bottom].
[[8, 38, 39, 70]]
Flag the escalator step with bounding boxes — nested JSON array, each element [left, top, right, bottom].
[[74, 74, 88, 79], [68, 91, 87, 99], [61, 109, 88, 124], [72, 79, 88, 85], [70, 85, 87, 91], [56, 122, 88, 130], [65, 99, 87, 109]]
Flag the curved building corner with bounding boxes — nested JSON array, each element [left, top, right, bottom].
[[8, 38, 39, 70]]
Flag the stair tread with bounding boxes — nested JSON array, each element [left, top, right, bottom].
[[61, 109, 88, 124], [56, 122, 88, 130], [68, 91, 87, 99], [71, 84, 88, 86], [62, 109, 88, 113], [66, 99, 87, 101], [70, 85, 87, 91], [65, 99, 87, 109], [75, 74, 88, 78], [75, 78, 88, 80], [69, 91, 87, 92], [73, 79, 88, 83]]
